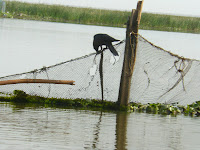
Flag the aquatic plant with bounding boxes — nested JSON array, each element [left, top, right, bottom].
[[0, 90, 121, 112], [1, 90, 200, 117], [129, 101, 200, 117]]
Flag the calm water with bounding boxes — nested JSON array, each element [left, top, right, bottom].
[[1, 18, 200, 149], [0, 18, 200, 76], [0, 102, 200, 150]]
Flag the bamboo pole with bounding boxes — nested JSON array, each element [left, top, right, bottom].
[[118, 0, 144, 105], [0, 79, 75, 85]]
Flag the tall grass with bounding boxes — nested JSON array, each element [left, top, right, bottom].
[[5, 1, 130, 27], [141, 13, 200, 33], [4, 1, 200, 33]]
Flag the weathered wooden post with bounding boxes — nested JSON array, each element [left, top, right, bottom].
[[118, 0, 144, 105]]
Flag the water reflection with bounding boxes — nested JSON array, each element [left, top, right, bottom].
[[92, 111, 102, 149], [1, 102, 200, 149], [92, 111, 129, 150], [115, 112, 128, 150]]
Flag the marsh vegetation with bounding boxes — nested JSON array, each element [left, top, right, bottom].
[[2, 1, 200, 33], [1, 90, 200, 117]]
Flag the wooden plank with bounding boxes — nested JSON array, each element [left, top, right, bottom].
[[118, 0, 144, 105], [0, 79, 75, 85]]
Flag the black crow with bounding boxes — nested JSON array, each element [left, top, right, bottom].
[[93, 34, 120, 56]]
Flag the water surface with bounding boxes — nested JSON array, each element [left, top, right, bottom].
[[1, 18, 199, 77], [0, 102, 200, 150]]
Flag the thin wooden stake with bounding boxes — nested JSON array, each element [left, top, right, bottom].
[[99, 52, 104, 102]]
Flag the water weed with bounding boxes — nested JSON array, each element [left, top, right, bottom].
[[1, 90, 200, 117]]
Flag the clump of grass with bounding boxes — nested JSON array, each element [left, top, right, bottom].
[[3, 1, 200, 33]]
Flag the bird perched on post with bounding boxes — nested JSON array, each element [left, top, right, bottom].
[[93, 34, 120, 56]]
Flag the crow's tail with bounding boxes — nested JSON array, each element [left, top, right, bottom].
[[107, 44, 119, 56]]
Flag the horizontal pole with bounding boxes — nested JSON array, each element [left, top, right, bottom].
[[0, 79, 75, 85]]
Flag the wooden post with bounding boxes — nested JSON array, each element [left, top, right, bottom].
[[0, 79, 75, 85], [118, 0, 144, 105]]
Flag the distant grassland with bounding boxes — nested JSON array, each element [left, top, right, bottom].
[[2, 1, 200, 33]]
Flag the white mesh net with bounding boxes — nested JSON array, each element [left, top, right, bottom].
[[131, 36, 200, 105], [0, 41, 125, 101], [0, 35, 199, 105]]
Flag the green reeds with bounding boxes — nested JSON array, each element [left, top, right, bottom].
[[4, 1, 129, 27], [141, 13, 200, 33], [3, 1, 200, 33]]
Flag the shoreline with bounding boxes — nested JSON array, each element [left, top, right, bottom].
[[1, 1, 200, 33]]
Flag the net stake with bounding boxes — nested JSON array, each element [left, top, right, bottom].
[[118, 0, 144, 105]]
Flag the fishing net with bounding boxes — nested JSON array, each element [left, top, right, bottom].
[[130, 35, 200, 105], [0, 41, 125, 101], [0, 35, 199, 105]]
